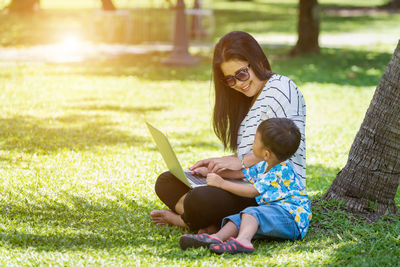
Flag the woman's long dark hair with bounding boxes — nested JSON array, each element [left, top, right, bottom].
[[212, 31, 274, 151]]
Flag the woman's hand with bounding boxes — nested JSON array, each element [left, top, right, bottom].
[[207, 156, 242, 173], [206, 173, 225, 188], [191, 167, 209, 177], [190, 156, 242, 173], [190, 157, 219, 171]]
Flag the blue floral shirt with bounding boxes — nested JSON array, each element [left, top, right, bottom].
[[242, 160, 311, 238]]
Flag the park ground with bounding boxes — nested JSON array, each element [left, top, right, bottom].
[[0, 0, 399, 265]]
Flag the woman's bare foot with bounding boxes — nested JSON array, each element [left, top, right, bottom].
[[150, 209, 187, 228], [197, 224, 218, 234]]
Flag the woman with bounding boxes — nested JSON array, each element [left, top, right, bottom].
[[151, 31, 306, 233]]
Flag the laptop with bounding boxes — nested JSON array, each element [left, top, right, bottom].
[[146, 122, 208, 188]]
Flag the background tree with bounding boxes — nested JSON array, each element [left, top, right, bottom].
[[323, 41, 400, 221], [290, 0, 320, 55], [6, 0, 39, 13], [383, 0, 400, 8], [101, 0, 116, 11], [190, 0, 208, 39]]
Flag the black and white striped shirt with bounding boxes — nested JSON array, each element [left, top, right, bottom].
[[237, 74, 307, 186]]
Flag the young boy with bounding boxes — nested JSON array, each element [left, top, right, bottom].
[[179, 118, 311, 254]]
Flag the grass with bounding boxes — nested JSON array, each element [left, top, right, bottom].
[[1, 0, 400, 265]]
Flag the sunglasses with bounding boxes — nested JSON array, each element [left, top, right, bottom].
[[223, 64, 251, 87]]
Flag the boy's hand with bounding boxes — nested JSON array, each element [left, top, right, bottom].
[[206, 173, 225, 188], [191, 167, 209, 177]]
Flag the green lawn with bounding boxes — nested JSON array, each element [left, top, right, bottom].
[[1, 0, 400, 265]]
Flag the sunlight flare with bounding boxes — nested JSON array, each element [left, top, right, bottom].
[[53, 33, 85, 62], [60, 34, 81, 50]]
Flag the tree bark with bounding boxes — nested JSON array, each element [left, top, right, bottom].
[[382, 0, 400, 9], [7, 0, 39, 13], [323, 41, 400, 219], [290, 0, 320, 56], [190, 0, 208, 39], [101, 0, 116, 11]]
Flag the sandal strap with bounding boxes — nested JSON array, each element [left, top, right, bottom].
[[210, 238, 254, 254]]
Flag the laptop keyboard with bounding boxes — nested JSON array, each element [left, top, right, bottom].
[[185, 172, 207, 185]]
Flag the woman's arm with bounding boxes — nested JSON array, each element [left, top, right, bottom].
[[191, 166, 244, 179], [191, 153, 262, 175], [207, 173, 259, 198], [190, 155, 234, 171], [192, 154, 261, 172], [207, 153, 262, 173]]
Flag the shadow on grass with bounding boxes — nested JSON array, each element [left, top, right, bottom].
[[0, 191, 183, 252], [41, 53, 214, 82], [69, 103, 168, 114], [34, 47, 392, 88], [213, 7, 297, 37], [0, 111, 161, 153], [270, 46, 392, 87], [0, 165, 399, 264], [295, 197, 400, 266]]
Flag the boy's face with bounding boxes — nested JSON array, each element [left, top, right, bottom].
[[252, 131, 267, 160]]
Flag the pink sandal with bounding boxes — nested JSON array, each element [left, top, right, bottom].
[[209, 237, 254, 254], [179, 233, 222, 250]]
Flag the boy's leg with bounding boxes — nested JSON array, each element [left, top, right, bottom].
[[241, 205, 301, 241], [235, 213, 258, 248], [209, 213, 256, 255], [179, 213, 240, 250], [212, 220, 239, 242]]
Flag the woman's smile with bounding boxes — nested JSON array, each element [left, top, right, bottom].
[[241, 82, 251, 93], [220, 59, 265, 98]]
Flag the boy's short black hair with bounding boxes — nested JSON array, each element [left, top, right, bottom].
[[257, 118, 301, 161]]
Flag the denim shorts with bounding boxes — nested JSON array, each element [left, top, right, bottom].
[[222, 205, 301, 241]]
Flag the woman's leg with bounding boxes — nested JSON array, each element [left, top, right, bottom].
[[181, 186, 257, 231], [154, 171, 191, 212], [151, 171, 191, 227]]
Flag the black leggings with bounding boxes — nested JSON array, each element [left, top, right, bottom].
[[154, 171, 258, 231]]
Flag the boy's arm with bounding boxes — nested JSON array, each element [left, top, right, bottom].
[[207, 173, 259, 198]]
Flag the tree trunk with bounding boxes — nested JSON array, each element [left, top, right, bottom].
[[190, 0, 208, 39], [323, 41, 400, 219], [290, 0, 320, 56], [383, 0, 400, 8], [101, 0, 116, 11], [7, 0, 39, 13]]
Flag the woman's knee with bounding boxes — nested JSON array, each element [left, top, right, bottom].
[[154, 171, 174, 196], [185, 186, 211, 206], [184, 186, 226, 213], [154, 171, 190, 212]]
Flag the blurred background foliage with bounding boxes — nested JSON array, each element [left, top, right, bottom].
[[0, 0, 396, 46]]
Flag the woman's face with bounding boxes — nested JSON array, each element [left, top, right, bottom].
[[220, 59, 265, 98]]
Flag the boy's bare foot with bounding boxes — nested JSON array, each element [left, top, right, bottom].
[[197, 224, 218, 234], [150, 209, 187, 228]]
